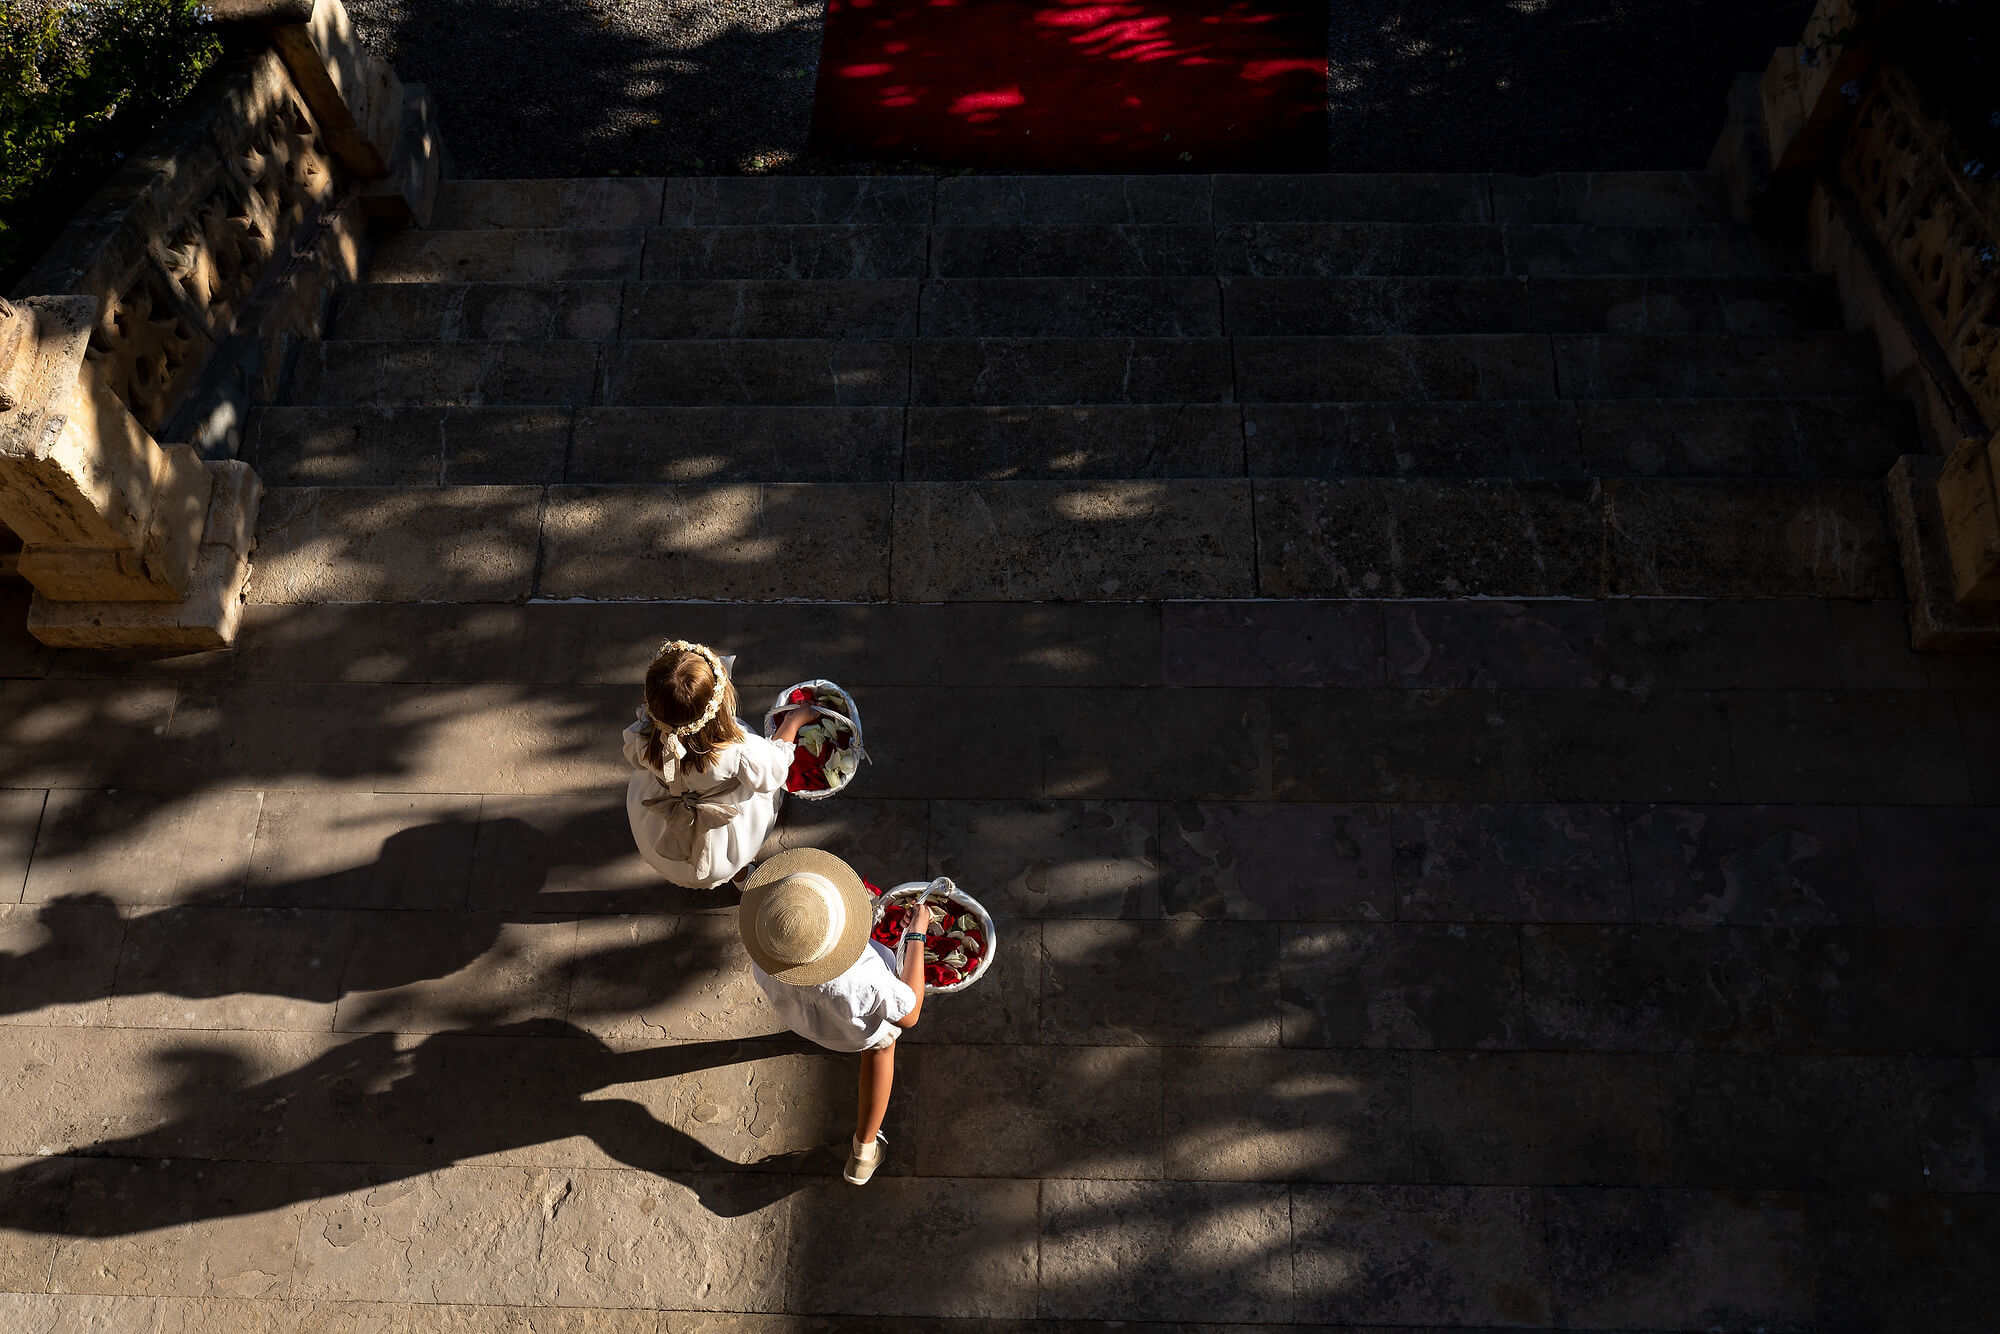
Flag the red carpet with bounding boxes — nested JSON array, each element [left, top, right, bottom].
[[809, 0, 1328, 171]]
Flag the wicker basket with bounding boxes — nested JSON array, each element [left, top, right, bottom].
[[762, 679, 865, 801], [876, 878, 996, 995]]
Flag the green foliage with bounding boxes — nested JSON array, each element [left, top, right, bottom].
[[0, 0, 221, 287]]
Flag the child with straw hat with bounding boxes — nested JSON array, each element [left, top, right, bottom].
[[739, 847, 930, 1184]]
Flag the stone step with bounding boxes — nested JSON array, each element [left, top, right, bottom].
[[238, 478, 1898, 607], [243, 397, 1914, 487], [283, 334, 1881, 408], [327, 274, 1843, 343], [369, 223, 1794, 285], [428, 172, 1733, 230]]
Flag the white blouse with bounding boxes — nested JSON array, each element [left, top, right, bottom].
[[623, 715, 795, 890]]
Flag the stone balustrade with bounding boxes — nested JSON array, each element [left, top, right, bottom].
[[0, 0, 442, 650], [1727, 0, 2000, 647]]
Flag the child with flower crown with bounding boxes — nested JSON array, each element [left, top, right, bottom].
[[623, 640, 816, 890]]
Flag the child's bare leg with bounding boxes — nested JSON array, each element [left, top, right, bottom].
[[855, 1044, 895, 1144]]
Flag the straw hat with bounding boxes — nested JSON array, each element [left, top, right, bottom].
[[738, 848, 876, 986]]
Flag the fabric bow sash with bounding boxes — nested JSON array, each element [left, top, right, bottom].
[[640, 785, 739, 877]]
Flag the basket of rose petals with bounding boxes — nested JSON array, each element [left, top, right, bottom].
[[868, 877, 995, 994], [763, 680, 865, 800]]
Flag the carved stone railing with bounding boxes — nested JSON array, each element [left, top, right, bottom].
[[1718, 0, 2000, 647], [0, 0, 442, 650]]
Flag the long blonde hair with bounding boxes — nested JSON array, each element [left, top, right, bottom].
[[642, 645, 744, 774]]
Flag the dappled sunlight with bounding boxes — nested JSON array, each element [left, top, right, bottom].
[[811, 0, 1326, 169]]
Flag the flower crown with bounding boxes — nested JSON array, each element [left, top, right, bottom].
[[646, 640, 729, 736]]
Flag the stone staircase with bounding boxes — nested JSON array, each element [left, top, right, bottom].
[[240, 171, 1916, 607]]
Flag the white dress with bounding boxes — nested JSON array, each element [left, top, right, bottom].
[[623, 716, 795, 890]]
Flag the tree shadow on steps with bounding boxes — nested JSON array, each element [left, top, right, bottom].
[[0, 1024, 824, 1233]]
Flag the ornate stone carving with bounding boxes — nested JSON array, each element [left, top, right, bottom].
[[1838, 68, 2000, 431], [85, 267, 205, 433]]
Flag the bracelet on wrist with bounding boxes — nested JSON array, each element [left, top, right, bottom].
[[901, 931, 925, 941]]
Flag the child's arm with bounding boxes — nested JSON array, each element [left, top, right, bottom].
[[888, 904, 932, 1028]]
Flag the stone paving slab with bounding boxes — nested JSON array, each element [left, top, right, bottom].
[[927, 225, 1219, 279], [540, 485, 894, 602], [601, 341, 912, 407], [435, 178, 668, 231], [245, 407, 573, 488], [918, 278, 1224, 338], [640, 227, 930, 281], [621, 280, 919, 340], [371, 230, 648, 284], [570, 407, 904, 484], [938, 174, 1214, 225], [889, 480, 1255, 601], [657, 178, 936, 228], [903, 404, 1245, 480], [248, 487, 545, 604], [332, 283, 625, 342]]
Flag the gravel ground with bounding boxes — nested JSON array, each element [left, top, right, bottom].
[[343, 0, 1815, 178]]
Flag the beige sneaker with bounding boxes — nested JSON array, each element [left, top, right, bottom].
[[844, 1132, 886, 1185]]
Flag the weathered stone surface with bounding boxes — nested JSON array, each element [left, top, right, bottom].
[[1162, 601, 1384, 687], [1555, 331, 1877, 398], [245, 792, 480, 910], [1409, 1052, 1668, 1185], [1215, 222, 1507, 277], [535, 1170, 793, 1312], [24, 788, 262, 906], [0, 789, 45, 901], [760, 798, 927, 895], [908, 1044, 1162, 1178], [1391, 803, 1631, 923], [1660, 1053, 1922, 1190], [928, 226, 1216, 278], [1609, 478, 1900, 598], [1501, 223, 1791, 276], [568, 408, 901, 484], [50, 1157, 305, 1297], [0, 1154, 73, 1291], [1383, 600, 1607, 688], [25, 544, 251, 653], [333, 913, 576, 1034], [569, 913, 776, 1045], [1518, 925, 1773, 1052], [658, 1048, 854, 1174], [1857, 805, 2000, 928], [107, 907, 355, 1032], [1763, 927, 2000, 1058], [0, 899, 122, 1027], [1280, 924, 1525, 1049], [0, 681, 177, 789], [1244, 401, 1581, 478], [621, 280, 916, 340], [1255, 479, 1603, 598], [901, 917, 1042, 1048], [1727, 689, 1970, 806], [1913, 1057, 2000, 1192], [369, 230, 644, 283], [1164, 1047, 1411, 1182], [890, 480, 1253, 601], [786, 1178, 1038, 1317], [467, 795, 663, 913], [0, 1293, 163, 1334], [601, 341, 909, 407], [919, 278, 1222, 337], [640, 227, 928, 280], [1215, 174, 1493, 224], [928, 800, 1157, 920], [1235, 334, 1557, 401], [1162, 802, 1393, 921], [434, 179, 665, 230], [1042, 688, 1270, 801], [1575, 397, 1910, 478], [540, 485, 892, 602], [1624, 804, 1870, 925], [910, 338, 1232, 405], [658, 177, 934, 227], [292, 1165, 552, 1303], [1042, 920, 1278, 1046], [331, 283, 622, 342], [248, 487, 543, 604], [938, 174, 1210, 224], [1291, 1185, 1552, 1325], [287, 341, 599, 407], [1039, 1179, 1293, 1321], [1543, 1188, 1810, 1331], [903, 405, 1243, 481], [1490, 172, 1729, 225]]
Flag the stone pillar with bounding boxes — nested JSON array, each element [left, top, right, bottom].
[[1759, 0, 1873, 173], [0, 296, 259, 650], [1937, 433, 2000, 604]]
